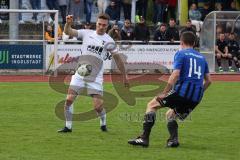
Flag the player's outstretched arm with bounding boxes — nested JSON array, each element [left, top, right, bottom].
[[203, 73, 212, 91], [112, 53, 129, 87], [64, 15, 78, 38]]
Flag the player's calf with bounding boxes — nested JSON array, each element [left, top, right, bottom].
[[166, 109, 179, 147]]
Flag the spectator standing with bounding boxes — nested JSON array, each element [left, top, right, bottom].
[[122, 0, 132, 20], [29, 0, 41, 23], [84, 0, 94, 23], [105, 0, 123, 28], [97, 0, 109, 14], [167, 0, 177, 20], [58, 0, 68, 24], [200, 2, 212, 21], [19, 0, 24, 24], [136, 0, 148, 20], [155, 0, 168, 23], [189, 3, 203, 33], [68, 0, 82, 24], [225, 1, 237, 11], [46, 0, 59, 22]]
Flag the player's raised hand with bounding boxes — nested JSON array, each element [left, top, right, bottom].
[[66, 15, 73, 24]]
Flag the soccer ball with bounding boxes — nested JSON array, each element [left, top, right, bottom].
[[77, 63, 92, 76]]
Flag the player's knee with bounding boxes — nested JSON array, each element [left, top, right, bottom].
[[94, 105, 103, 113], [147, 100, 157, 110], [65, 99, 73, 107], [233, 57, 237, 61], [94, 101, 103, 113], [166, 109, 176, 122]]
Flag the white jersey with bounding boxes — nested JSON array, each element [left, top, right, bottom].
[[75, 29, 117, 82]]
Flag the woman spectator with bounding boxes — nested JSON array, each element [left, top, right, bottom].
[[68, 0, 82, 24], [45, 23, 63, 42], [97, 0, 110, 14]]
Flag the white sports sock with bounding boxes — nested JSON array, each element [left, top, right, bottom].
[[65, 104, 73, 129], [98, 108, 106, 126]]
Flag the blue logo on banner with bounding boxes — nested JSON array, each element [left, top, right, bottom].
[[0, 45, 43, 69]]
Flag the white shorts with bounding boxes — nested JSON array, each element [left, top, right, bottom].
[[69, 74, 103, 96]]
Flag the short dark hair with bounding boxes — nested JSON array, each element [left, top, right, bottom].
[[160, 23, 167, 27], [97, 13, 110, 21], [180, 32, 196, 46]]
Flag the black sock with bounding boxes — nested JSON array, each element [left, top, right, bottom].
[[167, 120, 178, 141], [217, 59, 222, 67], [141, 111, 156, 140]]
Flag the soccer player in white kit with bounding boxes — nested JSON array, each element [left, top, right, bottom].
[[58, 13, 129, 133]]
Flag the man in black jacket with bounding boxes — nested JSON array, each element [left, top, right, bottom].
[[134, 17, 150, 42], [153, 23, 170, 41], [181, 20, 196, 36], [166, 18, 180, 42]]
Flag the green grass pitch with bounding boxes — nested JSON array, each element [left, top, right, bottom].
[[0, 82, 239, 160]]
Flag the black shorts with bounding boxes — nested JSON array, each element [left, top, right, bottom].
[[156, 91, 199, 120]]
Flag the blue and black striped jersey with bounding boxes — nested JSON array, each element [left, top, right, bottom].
[[173, 48, 209, 102]]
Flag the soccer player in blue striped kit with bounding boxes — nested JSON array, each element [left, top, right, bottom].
[[128, 32, 212, 147]]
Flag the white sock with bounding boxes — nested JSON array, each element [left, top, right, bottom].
[[98, 108, 106, 126], [65, 104, 73, 129]]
